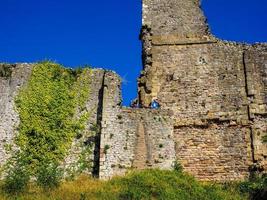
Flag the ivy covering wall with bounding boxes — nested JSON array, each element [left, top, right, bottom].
[[7, 61, 92, 178]]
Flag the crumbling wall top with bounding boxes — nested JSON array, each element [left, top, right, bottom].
[[142, 0, 209, 38]]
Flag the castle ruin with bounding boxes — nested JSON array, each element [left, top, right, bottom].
[[0, 0, 266, 181]]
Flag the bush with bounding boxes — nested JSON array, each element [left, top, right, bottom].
[[239, 175, 267, 200], [36, 162, 63, 190], [173, 160, 183, 172], [3, 165, 30, 194], [0, 64, 12, 78]]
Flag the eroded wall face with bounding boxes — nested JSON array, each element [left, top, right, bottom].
[[100, 108, 176, 179], [140, 43, 248, 124], [63, 69, 105, 175], [175, 125, 251, 181], [142, 0, 208, 37], [99, 72, 176, 179], [0, 64, 33, 166], [0, 64, 109, 177], [139, 0, 267, 180], [244, 46, 267, 171]]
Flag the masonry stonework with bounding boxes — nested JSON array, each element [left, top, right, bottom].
[[139, 0, 267, 181], [0, 0, 266, 182], [0, 64, 33, 166]]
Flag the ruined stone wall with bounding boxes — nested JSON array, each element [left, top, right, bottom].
[[63, 69, 105, 175], [0, 0, 266, 182], [244, 45, 267, 171], [174, 125, 252, 181], [0, 64, 109, 177], [99, 72, 176, 179], [100, 108, 176, 179], [0, 63, 177, 180], [142, 0, 209, 37], [0, 64, 33, 166], [139, 0, 267, 180]]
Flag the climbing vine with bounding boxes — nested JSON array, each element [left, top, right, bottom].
[[10, 61, 92, 178]]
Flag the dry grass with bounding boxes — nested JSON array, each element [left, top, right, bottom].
[[0, 175, 104, 200], [0, 170, 246, 200]]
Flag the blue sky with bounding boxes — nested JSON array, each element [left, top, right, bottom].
[[0, 0, 266, 105]]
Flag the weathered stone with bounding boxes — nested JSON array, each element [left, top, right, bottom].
[[0, 0, 266, 182], [139, 0, 267, 180]]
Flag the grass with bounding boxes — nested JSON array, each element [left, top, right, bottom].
[[0, 169, 247, 200]]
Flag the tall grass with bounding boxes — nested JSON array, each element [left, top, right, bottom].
[[0, 169, 247, 200]]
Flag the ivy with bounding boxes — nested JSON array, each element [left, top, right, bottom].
[[11, 61, 92, 178]]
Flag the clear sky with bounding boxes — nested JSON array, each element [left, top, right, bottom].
[[0, 0, 266, 105]]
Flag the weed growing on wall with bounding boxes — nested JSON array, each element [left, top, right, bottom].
[[4, 62, 92, 192], [0, 64, 12, 78]]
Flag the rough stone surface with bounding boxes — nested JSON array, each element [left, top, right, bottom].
[[99, 71, 176, 179], [0, 63, 33, 166], [174, 124, 252, 181], [0, 0, 267, 181], [139, 0, 267, 180], [62, 69, 105, 175]]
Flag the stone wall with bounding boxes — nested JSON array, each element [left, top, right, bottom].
[[142, 0, 209, 37], [244, 45, 267, 171], [174, 124, 252, 181], [0, 63, 33, 166], [0, 0, 266, 182], [0, 64, 108, 177], [139, 0, 267, 180], [62, 69, 105, 176], [100, 107, 176, 179], [99, 72, 175, 179]]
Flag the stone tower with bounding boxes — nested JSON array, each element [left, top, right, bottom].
[[139, 0, 267, 181]]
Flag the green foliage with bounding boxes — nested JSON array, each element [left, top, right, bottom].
[[0, 169, 246, 199], [239, 175, 267, 200], [0, 64, 12, 78], [173, 160, 183, 172], [3, 156, 30, 194], [104, 145, 110, 154], [4, 61, 92, 191], [36, 162, 63, 190], [96, 169, 245, 200]]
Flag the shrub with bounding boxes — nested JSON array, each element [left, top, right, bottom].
[[0, 64, 12, 78], [173, 160, 183, 172], [104, 145, 110, 154], [3, 164, 30, 194], [239, 174, 267, 200], [36, 162, 63, 190]]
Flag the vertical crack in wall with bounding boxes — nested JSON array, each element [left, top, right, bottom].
[[243, 51, 256, 165], [92, 70, 106, 177], [144, 120, 152, 166], [133, 120, 148, 169], [133, 117, 153, 169]]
